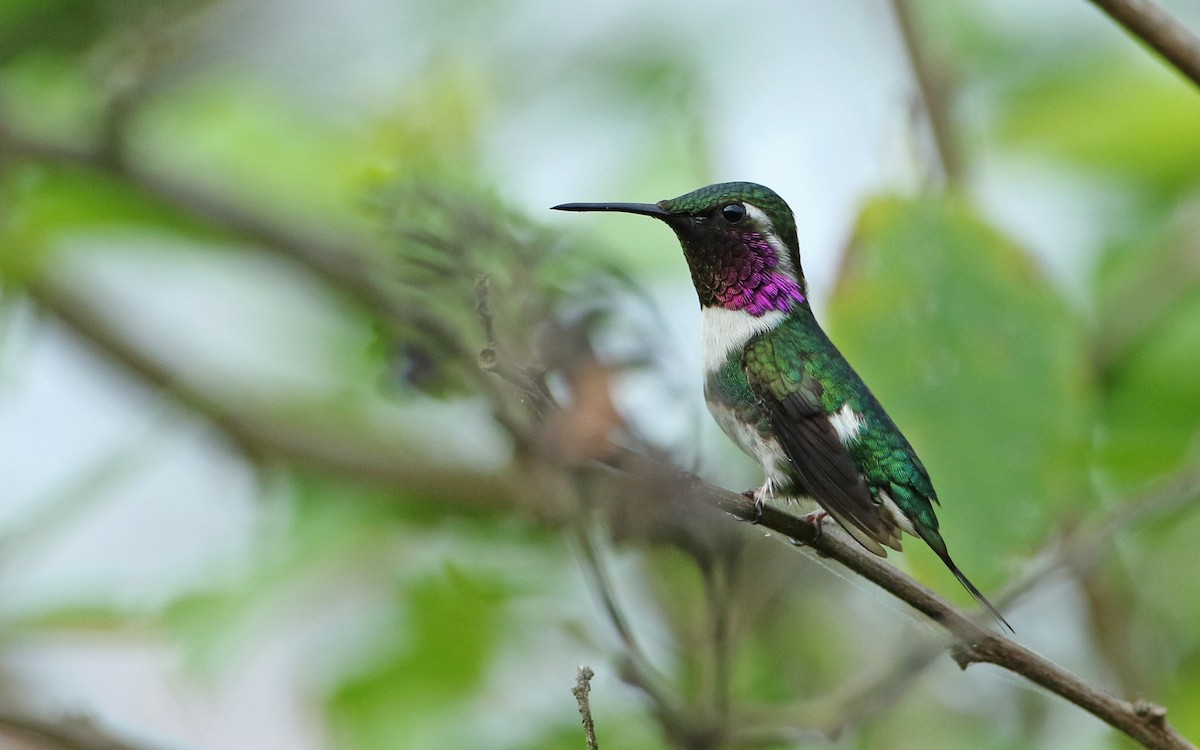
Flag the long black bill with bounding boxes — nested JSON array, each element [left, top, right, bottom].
[[551, 201, 672, 219]]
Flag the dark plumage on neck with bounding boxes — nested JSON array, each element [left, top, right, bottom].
[[669, 217, 807, 316]]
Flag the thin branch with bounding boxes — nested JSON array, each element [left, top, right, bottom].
[[890, 0, 963, 186], [571, 521, 685, 725], [1086, 0, 1200, 89], [700, 558, 735, 721], [606, 449, 1196, 750], [0, 702, 166, 750], [0, 122, 475, 366], [573, 666, 600, 750], [706, 451, 1200, 743], [22, 281, 506, 508]]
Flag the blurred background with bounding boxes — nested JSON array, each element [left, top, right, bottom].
[[2, 0, 1200, 748]]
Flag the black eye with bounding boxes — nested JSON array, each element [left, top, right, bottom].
[[721, 203, 746, 223]]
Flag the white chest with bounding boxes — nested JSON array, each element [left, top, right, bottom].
[[700, 306, 785, 373]]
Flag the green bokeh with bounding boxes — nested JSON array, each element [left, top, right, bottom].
[[830, 196, 1095, 590]]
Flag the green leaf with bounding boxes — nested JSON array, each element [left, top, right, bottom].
[[1166, 645, 1200, 743], [997, 58, 1200, 199], [830, 196, 1094, 592], [0, 50, 104, 145], [1094, 210, 1200, 484], [0, 1, 109, 63], [134, 80, 386, 223], [326, 568, 508, 750], [0, 163, 208, 282]]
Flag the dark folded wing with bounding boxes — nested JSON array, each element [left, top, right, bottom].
[[743, 341, 901, 556]]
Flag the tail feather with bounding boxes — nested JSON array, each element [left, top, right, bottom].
[[826, 508, 892, 557], [943, 553, 1013, 633], [918, 527, 1013, 632], [833, 499, 1013, 631]]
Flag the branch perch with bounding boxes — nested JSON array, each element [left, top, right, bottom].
[[1086, 0, 1200, 88], [765, 459, 1200, 739], [612, 449, 1196, 750]]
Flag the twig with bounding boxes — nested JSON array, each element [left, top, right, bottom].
[[1086, 0, 1200, 89], [890, 0, 962, 186], [0, 702, 166, 750], [474, 274, 499, 349], [472, 274, 558, 417], [573, 666, 600, 750], [570, 522, 684, 724], [701, 558, 735, 720], [605, 449, 1196, 750]]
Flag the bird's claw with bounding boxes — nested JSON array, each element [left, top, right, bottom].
[[741, 488, 765, 525], [800, 510, 829, 542]]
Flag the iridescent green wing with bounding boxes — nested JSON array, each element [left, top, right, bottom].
[[742, 335, 900, 556]]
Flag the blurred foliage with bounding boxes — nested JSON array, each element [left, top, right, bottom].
[[0, 0, 176, 63], [998, 58, 1200, 202], [0, 164, 210, 281], [328, 570, 510, 749], [1, 2, 1200, 750], [832, 196, 1094, 590], [1094, 204, 1200, 486]]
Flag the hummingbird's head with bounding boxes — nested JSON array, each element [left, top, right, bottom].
[[554, 181, 806, 315]]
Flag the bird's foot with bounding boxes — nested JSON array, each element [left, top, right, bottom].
[[799, 510, 829, 542], [740, 488, 765, 525]]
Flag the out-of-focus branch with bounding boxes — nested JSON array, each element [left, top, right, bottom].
[[21, 281, 506, 509], [890, 0, 962, 186], [571, 520, 693, 739], [0, 121, 510, 508], [1086, 0, 1200, 89], [0, 122, 472, 365], [0, 702, 165, 750]]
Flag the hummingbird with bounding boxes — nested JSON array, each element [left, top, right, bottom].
[[554, 182, 1010, 630]]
